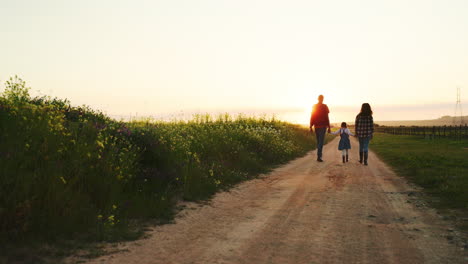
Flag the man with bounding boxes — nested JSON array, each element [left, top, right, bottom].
[[310, 95, 331, 162]]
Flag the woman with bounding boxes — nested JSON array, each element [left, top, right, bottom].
[[355, 103, 374, 165]]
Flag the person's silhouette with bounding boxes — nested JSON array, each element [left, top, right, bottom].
[[355, 103, 374, 165], [310, 95, 331, 162]]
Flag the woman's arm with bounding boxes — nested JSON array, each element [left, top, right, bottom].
[[355, 116, 360, 137]]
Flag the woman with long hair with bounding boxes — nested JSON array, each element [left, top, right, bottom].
[[355, 103, 374, 165]]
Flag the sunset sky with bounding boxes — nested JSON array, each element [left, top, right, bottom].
[[1, 0, 467, 124]]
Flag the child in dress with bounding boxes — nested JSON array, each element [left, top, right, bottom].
[[330, 122, 354, 163]]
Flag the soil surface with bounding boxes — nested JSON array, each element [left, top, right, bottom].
[[81, 137, 467, 264]]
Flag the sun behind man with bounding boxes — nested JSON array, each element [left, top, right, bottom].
[[309, 95, 331, 162]]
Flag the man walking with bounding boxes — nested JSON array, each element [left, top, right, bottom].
[[310, 95, 331, 162]]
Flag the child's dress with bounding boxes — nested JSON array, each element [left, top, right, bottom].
[[331, 128, 354, 150]]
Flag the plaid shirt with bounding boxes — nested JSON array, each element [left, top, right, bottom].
[[355, 114, 374, 138]]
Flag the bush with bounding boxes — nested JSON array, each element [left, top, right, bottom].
[[0, 77, 139, 241], [0, 77, 316, 243]]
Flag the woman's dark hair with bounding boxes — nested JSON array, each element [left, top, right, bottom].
[[341, 122, 347, 128], [359, 103, 373, 116]]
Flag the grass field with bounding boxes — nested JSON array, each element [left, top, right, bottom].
[[371, 133, 468, 213], [0, 77, 318, 262]]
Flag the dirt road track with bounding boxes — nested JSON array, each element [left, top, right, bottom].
[[82, 137, 466, 264]]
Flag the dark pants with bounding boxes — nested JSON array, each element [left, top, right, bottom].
[[358, 137, 370, 152], [315, 127, 327, 158]]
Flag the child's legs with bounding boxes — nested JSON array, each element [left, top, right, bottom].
[[341, 149, 346, 156]]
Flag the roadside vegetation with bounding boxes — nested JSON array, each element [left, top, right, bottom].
[[371, 133, 468, 225], [0, 77, 316, 262]]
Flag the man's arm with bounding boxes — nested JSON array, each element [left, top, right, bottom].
[[309, 106, 315, 133], [309, 115, 314, 133]]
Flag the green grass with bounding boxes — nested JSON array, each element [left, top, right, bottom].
[[371, 133, 468, 210], [0, 77, 317, 262]]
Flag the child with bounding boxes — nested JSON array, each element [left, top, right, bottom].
[[330, 122, 354, 163]]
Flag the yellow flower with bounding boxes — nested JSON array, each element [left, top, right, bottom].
[[97, 214, 103, 220], [60, 176, 67, 184], [96, 140, 104, 149], [112, 204, 117, 210]]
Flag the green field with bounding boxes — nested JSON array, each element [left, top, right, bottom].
[[0, 77, 317, 253], [371, 133, 468, 212]]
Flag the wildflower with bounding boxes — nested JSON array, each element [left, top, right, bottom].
[[112, 204, 117, 210], [96, 140, 104, 149], [60, 176, 67, 184], [97, 214, 103, 220]]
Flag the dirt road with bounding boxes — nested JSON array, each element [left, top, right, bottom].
[[83, 137, 466, 264]]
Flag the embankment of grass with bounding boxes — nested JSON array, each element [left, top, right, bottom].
[[0, 76, 317, 259], [371, 133, 468, 212]]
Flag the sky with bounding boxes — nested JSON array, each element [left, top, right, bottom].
[[1, 0, 467, 124]]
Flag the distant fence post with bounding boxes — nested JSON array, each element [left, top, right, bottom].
[[460, 124, 463, 141]]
